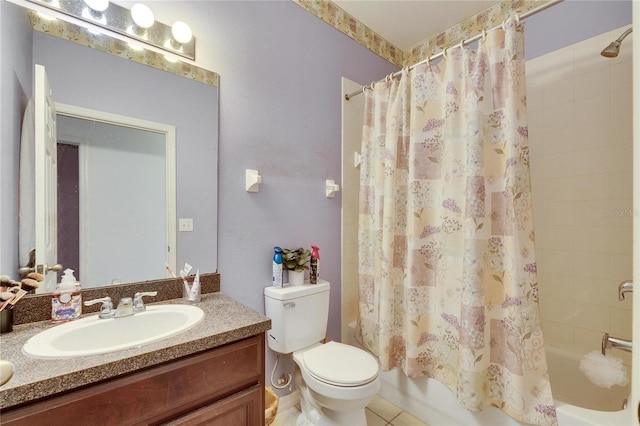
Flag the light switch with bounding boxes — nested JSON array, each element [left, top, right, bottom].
[[179, 218, 193, 232]]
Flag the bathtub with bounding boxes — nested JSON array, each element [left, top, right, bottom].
[[347, 323, 634, 425]]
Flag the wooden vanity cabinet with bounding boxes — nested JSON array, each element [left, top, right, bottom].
[[1, 334, 265, 426]]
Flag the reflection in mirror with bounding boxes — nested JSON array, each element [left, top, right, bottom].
[[7, 3, 219, 292], [55, 110, 176, 290]]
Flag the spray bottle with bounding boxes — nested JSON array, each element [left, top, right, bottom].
[[310, 245, 320, 284], [273, 247, 283, 288]]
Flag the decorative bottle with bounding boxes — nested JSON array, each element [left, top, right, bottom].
[[272, 247, 283, 288], [51, 268, 82, 323], [310, 245, 320, 284]]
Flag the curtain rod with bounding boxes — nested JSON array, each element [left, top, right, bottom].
[[345, 0, 564, 101]]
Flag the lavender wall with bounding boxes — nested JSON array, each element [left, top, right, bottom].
[[171, 2, 399, 335]]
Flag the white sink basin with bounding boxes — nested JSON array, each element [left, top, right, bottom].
[[22, 304, 204, 359]]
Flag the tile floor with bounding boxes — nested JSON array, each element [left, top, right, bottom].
[[272, 394, 429, 426]]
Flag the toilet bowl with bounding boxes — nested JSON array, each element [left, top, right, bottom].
[[292, 341, 380, 425]]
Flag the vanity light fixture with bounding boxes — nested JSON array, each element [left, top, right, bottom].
[[26, 0, 196, 60]]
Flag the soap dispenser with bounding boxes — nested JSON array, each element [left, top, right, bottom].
[[51, 269, 82, 323]]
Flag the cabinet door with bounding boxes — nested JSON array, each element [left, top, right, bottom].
[[164, 384, 263, 426]]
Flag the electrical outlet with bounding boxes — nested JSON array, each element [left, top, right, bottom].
[[179, 218, 193, 232]]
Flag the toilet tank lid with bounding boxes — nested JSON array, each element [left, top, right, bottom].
[[264, 280, 329, 300]]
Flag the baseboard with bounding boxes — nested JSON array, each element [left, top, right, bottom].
[[278, 390, 300, 412]]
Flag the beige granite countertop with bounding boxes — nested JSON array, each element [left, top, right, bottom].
[[0, 293, 271, 410]]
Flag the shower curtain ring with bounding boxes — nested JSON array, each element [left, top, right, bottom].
[[501, 19, 507, 31], [515, 14, 520, 25], [481, 29, 487, 41], [458, 39, 465, 50], [370, 82, 376, 90], [442, 47, 448, 59]]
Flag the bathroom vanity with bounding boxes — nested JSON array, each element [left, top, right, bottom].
[[0, 293, 270, 425]]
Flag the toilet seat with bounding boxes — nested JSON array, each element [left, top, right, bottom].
[[301, 341, 379, 387]]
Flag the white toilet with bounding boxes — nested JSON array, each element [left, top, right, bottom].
[[264, 280, 380, 425]]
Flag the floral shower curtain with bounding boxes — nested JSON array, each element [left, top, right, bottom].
[[356, 19, 557, 426]]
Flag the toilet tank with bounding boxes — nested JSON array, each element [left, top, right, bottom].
[[264, 280, 330, 354]]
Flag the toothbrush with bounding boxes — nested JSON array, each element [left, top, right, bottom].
[[167, 262, 189, 293], [179, 270, 191, 294], [165, 262, 177, 278]]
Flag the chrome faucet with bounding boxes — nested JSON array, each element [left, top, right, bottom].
[[618, 280, 633, 301], [602, 333, 632, 355], [85, 291, 157, 319], [114, 297, 134, 317]]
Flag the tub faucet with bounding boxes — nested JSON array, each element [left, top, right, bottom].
[[601, 333, 632, 355], [618, 280, 633, 301]]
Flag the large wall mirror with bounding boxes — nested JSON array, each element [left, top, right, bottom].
[[55, 105, 176, 290], [6, 3, 219, 292]]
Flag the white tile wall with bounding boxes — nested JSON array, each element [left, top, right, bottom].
[[526, 26, 633, 362]]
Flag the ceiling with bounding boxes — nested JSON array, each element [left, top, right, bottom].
[[332, 0, 498, 51]]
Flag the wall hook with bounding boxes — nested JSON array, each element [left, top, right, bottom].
[[246, 169, 261, 192], [326, 179, 340, 198]]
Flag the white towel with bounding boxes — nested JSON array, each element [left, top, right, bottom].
[[18, 99, 35, 268]]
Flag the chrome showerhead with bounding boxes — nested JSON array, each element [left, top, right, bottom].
[[601, 40, 622, 57], [601, 27, 633, 58]]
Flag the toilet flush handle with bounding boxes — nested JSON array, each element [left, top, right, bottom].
[[284, 302, 296, 308]]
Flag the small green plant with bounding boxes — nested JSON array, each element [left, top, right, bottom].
[[282, 247, 311, 272]]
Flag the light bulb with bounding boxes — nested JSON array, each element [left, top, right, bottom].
[[171, 21, 192, 44], [131, 4, 154, 29], [83, 0, 109, 12]]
